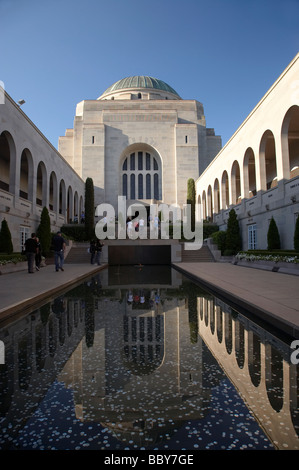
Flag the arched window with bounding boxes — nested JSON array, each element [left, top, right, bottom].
[[259, 130, 277, 190], [49, 171, 57, 211], [243, 148, 256, 198], [121, 151, 162, 200], [20, 149, 33, 201], [122, 174, 127, 197], [130, 174, 135, 199], [221, 171, 229, 209], [138, 174, 143, 198], [0, 131, 16, 194], [36, 161, 47, 207], [154, 173, 159, 200], [281, 105, 299, 180]]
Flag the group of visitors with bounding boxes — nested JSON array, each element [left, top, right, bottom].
[[24, 230, 66, 273], [126, 216, 146, 237], [24, 230, 104, 274], [73, 212, 85, 224], [126, 215, 160, 238], [89, 239, 104, 265], [126, 289, 160, 307], [24, 233, 42, 273]]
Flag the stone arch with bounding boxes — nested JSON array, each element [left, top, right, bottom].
[[0, 130, 16, 194], [36, 161, 47, 207], [235, 321, 245, 369], [289, 363, 299, 438], [281, 105, 299, 179], [216, 307, 223, 343], [59, 179, 66, 216], [265, 344, 284, 412], [202, 190, 207, 220], [74, 191, 79, 220], [120, 143, 162, 201], [243, 147, 256, 198], [213, 178, 220, 214], [224, 313, 232, 355], [221, 170, 229, 209], [231, 160, 241, 205], [207, 185, 213, 220], [20, 148, 34, 202], [79, 195, 84, 217], [197, 194, 202, 220], [67, 186, 73, 222], [49, 171, 58, 212], [259, 130, 277, 190], [248, 331, 261, 388]]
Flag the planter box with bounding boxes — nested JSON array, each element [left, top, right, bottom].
[[233, 258, 299, 275], [0, 261, 27, 275]]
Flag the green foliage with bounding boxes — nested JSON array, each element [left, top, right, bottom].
[[0, 253, 25, 265], [0, 219, 13, 254], [211, 230, 227, 255], [225, 209, 242, 255], [37, 207, 52, 255], [84, 177, 95, 241], [203, 223, 219, 239], [294, 215, 299, 251], [61, 224, 87, 241], [186, 178, 196, 232], [267, 217, 281, 250]]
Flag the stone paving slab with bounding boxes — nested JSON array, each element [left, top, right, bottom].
[[1, 259, 298, 338], [173, 262, 299, 339], [0, 263, 106, 324]]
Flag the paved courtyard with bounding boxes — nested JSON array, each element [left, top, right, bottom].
[[0, 260, 298, 338]]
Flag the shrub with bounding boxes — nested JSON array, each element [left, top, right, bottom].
[[37, 207, 52, 255], [203, 223, 219, 239], [211, 230, 227, 255], [61, 225, 87, 241], [294, 215, 299, 252], [0, 219, 13, 254], [85, 177, 95, 240], [187, 178, 195, 232], [225, 209, 242, 255], [267, 217, 280, 250]]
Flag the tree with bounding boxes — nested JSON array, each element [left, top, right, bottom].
[[85, 177, 95, 240], [187, 178, 196, 232], [294, 215, 299, 252], [0, 219, 13, 254], [225, 209, 242, 255], [37, 206, 52, 255], [267, 217, 281, 250]]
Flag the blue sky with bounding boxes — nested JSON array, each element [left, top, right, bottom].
[[1, 0, 298, 148]]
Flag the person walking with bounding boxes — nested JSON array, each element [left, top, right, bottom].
[[35, 237, 42, 271], [53, 231, 66, 271], [94, 239, 104, 265], [89, 240, 96, 264], [24, 233, 38, 273]]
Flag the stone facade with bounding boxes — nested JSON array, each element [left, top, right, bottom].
[[0, 89, 85, 252], [59, 77, 221, 212], [196, 53, 299, 250]]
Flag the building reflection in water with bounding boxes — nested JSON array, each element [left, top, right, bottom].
[[0, 266, 298, 450]]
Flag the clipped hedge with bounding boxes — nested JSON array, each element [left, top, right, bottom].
[[211, 230, 227, 255], [0, 253, 26, 265], [60, 224, 88, 242]]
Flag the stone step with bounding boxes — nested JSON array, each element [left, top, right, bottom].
[[181, 244, 215, 262], [65, 244, 90, 264]]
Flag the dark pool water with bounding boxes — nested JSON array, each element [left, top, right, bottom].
[[0, 266, 298, 451]]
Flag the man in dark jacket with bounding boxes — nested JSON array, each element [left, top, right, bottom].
[[53, 231, 66, 272], [25, 233, 38, 273]]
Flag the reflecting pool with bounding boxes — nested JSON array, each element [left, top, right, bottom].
[[0, 266, 298, 450]]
